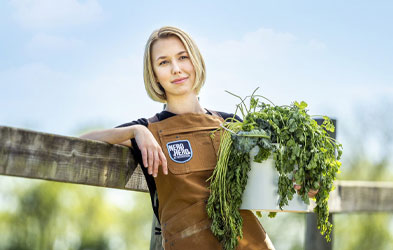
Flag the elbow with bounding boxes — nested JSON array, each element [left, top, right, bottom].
[[79, 132, 99, 141], [79, 133, 92, 140], [79, 134, 88, 139]]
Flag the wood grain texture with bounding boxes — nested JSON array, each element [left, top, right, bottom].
[[1, 126, 393, 212], [329, 180, 393, 213], [0, 126, 148, 192]]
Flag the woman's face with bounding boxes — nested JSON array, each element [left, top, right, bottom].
[[151, 36, 196, 100]]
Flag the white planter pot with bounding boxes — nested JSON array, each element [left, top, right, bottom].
[[240, 146, 314, 212]]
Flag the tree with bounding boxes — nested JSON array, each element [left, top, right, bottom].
[[0, 177, 152, 250]]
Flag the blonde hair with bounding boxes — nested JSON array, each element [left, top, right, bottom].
[[143, 26, 206, 103]]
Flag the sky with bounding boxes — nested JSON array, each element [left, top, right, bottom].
[[0, 0, 392, 158]]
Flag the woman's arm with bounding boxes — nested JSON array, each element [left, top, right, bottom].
[[79, 125, 168, 177], [79, 125, 143, 145]]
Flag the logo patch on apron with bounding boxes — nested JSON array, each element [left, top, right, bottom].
[[166, 140, 193, 163]]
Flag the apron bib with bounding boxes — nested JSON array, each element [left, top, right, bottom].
[[148, 113, 275, 250]]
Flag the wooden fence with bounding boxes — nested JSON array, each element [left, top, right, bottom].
[[1, 125, 393, 250]]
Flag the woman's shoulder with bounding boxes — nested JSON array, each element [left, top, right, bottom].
[[115, 110, 174, 128], [213, 110, 243, 122], [115, 110, 242, 128], [115, 117, 149, 128]]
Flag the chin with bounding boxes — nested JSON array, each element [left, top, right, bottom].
[[168, 88, 195, 97]]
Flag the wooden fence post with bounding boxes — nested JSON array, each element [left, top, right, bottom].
[[305, 213, 333, 250], [150, 214, 163, 250]]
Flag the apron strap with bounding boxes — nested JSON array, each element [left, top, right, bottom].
[[145, 114, 161, 228], [205, 109, 222, 118], [148, 114, 159, 124], [148, 110, 222, 123]]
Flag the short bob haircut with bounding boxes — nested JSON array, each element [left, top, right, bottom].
[[143, 26, 206, 103]]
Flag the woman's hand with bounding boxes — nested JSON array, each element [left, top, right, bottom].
[[133, 125, 168, 177], [294, 184, 319, 198], [292, 169, 319, 198]]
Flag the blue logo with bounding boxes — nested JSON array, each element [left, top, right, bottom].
[[166, 140, 193, 163]]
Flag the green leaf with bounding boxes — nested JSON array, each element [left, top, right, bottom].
[[268, 212, 277, 218]]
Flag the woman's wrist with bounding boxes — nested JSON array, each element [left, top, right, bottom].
[[129, 124, 145, 138]]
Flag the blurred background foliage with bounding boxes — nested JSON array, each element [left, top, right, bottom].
[[0, 102, 392, 250], [0, 179, 152, 250]]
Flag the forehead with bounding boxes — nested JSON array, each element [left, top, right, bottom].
[[151, 36, 187, 60]]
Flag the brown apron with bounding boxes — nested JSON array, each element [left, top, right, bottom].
[[148, 113, 275, 250]]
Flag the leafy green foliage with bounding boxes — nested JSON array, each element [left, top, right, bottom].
[[207, 121, 245, 250], [0, 178, 152, 250], [207, 89, 343, 250]]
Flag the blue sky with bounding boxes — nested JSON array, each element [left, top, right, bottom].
[[1, 0, 392, 149]]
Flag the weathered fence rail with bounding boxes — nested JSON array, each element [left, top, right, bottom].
[[0, 125, 147, 192], [1, 125, 393, 250]]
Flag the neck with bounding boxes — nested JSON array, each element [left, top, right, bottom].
[[165, 93, 205, 115]]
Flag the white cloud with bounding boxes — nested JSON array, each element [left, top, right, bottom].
[[195, 28, 319, 110], [194, 27, 389, 119], [10, 0, 102, 30], [199, 28, 298, 69], [27, 33, 84, 51]]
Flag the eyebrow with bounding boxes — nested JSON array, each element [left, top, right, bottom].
[[156, 51, 187, 61]]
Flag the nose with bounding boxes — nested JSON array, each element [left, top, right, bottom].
[[171, 60, 181, 75]]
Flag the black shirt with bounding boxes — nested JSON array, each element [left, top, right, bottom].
[[116, 110, 241, 222]]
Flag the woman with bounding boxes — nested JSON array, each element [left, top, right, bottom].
[[81, 26, 279, 249]]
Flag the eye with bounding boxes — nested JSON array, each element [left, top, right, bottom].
[[179, 55, 188, 60], [159, 60, 168, 66]]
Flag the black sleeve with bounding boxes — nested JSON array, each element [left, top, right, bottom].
[[115, 118, 160, 223], [115, 118, 149, 128], [217, 111, 243, 123]]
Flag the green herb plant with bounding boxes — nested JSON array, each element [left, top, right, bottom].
[[207, 88, 343, 250]]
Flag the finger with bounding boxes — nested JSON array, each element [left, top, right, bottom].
[[293, 184, 301, 195], [308, 189, 319, 198], [159, 150, 168, 175], [148, 150, 153, 175], [308, 192, 316, 198], [153, 150, 159, 177], [141, 148, 148, 169]]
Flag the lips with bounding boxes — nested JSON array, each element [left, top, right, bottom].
[[171, 77, 188, 84]]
